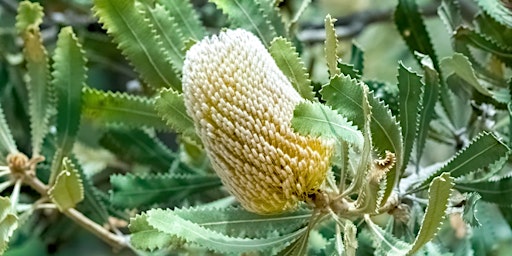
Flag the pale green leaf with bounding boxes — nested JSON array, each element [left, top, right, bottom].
[[110, 173, 221, 208], [321, 74, 403, 203], [141, 2, 186, 75], [155, 88, 200, 143], [210, 0, 276, 48], [462, 192, 482, 227], [415, 132, 510, 190], [397, 62, 423, 172], [291, 101, 363, 147], [0, 197, 18, 255], [408, 173, 453, 255], [441, 53, 492, 96], [145, 208, 307, 254], [129, 213, 175, 251], [92, 0, 181, 90], [438, 0, 463, 33], [157, 0, 206, 41], [82, 87, 169, 131], [0, 105, 17, 164], [454, 26, 512, 66], [456, 176, 512, 206], [288, 0, 311, 30], [269, 37, 315, 100], [366, 217, 410, 256], [324, 14, 339, 77], [475, 0, 512, 27], [16, 1, 53, 156], [48, 157, 84, 211], [256, 0, 287, 37]]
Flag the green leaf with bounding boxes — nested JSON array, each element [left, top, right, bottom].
[[92, 0, 181, 90], [462, 192, 482, 227], [144, 208, 307, 254], [288, 0, 311, 30], [440, 53, 492, 96], [394, 0, 439, 70], [415, 132, 510, 190], [157, 0, 206, 41], [0, 197, 18, 255], [454, 26, 512, 66], [321, 74, 403, 203], [99, 128, 179, 172], [82, 87, 169, 131], [48, 157, 84, 211], [474, 11, 512, 48], [256, 0, 287, 37], [129, 212, 175, 251], [416, 58, 439, 164], [16, 1, 53, 156], [49, 27, 87, 184], [455, 176, 512, 206], [110, 173, 221, 208], [269, 37, 315, 101], [438, 0, 463, 34], [475, 0, 512, 28], [324, 14, 339, 77], [349, 42, 364, 77], [141, 2, 186, 75], [408, 173, 453, 255], [0, 105, 17, 163], [292, 101, 363, 147], [337, 61, 360, 79], [210, 0, 276, 48], [397, 62, 423, 171], [366, 217, 410, 256], [155, 88, 200, 143]]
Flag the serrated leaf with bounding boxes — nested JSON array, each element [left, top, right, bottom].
[[0, 197, 18, 255], [415, 132, 510, 190], [337, 61, 360, 79], [394, 0, 439, 70], [141, 2, 186, 75], [397, 62, 423, 171], [210, 0, 276, 48], [475, 0, 512, 27], [462, 192, 482, 227], [438, 0, 463, 33], [92, 0, 181, 90], [366, 217, 410, 256], [99, 128, 181, 172], [474, 11, 512, 48], [455, 176, 512, 206], [324, 14, 339, 77], [129, 213, 175, 251], [454, 26, 512, 65], [256, 0, 287, 37], [155, 88, 200, 143], [350, 42, 364, 77], [0, 105, 17, 164], [170, 206, 312, 238], [409, 173, 453, 255], [48, 157, 84, 211], [82, 87, 169, 131], [416, 58, 439, 164], [157, 0, 206, 41], [440, 53, 492, 96], [321, 74, 403, 203], [288, 0, 311, 30], [49, 27, 87, 184], [110, 173, 221, 208], [144, 208, 307, 254], [269, 37, 315, 100], [16, 1, 53, 156], [292, 102, 363, 147]]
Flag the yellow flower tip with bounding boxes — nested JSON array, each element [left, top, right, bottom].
[[182, 29, 333, 214]]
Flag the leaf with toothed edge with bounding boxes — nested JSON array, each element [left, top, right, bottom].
[[140, 2, 186, 76], [397, 62, 423, 173], [142, 208, 308, 254], [456, 176, 512, 206], [0, 105, 17, 164], [474, 11, 512, 49], [81, 87, 169, 131], [454, 26, 512, 66], [366, 216, 410, 256], [408, 172, 453, 255], [92, 0, 181, 90], [110, 173, 222, 208], [48, 157, 84, 211], [16, 1, 54, 157], [414, 132, 510, 191], [0, 197, 18, 255], [462, 192, 482, 227], [475, 0, 512, 28], [210, 0, 276, 48], [292, 101, 364, 148], [324, 14, 339, 77], [269, 37, 315, 101], [438, 0, 463, 34], [440, 53, 493, 96], [256, 0, 287, 37], [157, 0, 206, 41], [321, 74, 403, 205], [129, 212, 176, 251], [350, 42, 364, 77]]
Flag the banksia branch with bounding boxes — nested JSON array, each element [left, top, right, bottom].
[[182, 29, 333, 214]]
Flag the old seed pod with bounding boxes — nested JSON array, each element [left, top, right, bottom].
[[182, 29, 333, 214]]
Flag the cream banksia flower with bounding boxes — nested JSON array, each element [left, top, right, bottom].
[[182, 29, 333, 214]]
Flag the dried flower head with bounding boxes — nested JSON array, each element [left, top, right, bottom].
[[182, 29, 333, 214]]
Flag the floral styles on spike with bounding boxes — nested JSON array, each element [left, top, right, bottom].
[[182, 29, 333, 214]]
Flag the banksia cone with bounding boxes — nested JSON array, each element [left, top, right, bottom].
[[182, 29, 333, 214]]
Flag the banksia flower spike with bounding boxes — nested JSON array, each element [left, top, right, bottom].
[[182, 29, 333, 214]]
